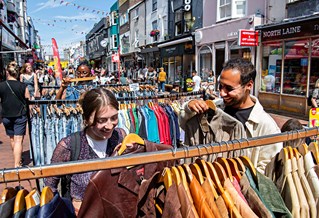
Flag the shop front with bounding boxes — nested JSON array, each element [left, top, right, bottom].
[[194, 17, 260, 82], [256, 15, 319, 117], [159, 36, 195, 87]]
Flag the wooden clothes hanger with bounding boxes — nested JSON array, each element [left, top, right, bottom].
[[0, 187, 18, 204], [297, 142, 309, 156], [226, 158, 242, 180], [212, 161, 228, 184], [195, 159, 219, 200], [13, 189, 29, 214], [25, 189, 40, 210], [308, 141, 319, 164], [69, 76, 96, 82], [238, 156, 257, 180], [40, 187, 54, 206], [216, 157, 233, 182], [118, 133, 145, 155], [189, 163, 204, 185], [157, 167, 172, 190], [171, 166, 181, 186], [205, 100, 216, 111]]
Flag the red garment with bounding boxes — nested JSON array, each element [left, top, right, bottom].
[[151, 105, 165, 144], [157, 106, 171, 145], [129, 108, 136, 132]]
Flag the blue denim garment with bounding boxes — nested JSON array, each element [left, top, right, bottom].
[[37, 193, 75, 218], [140, 106, 149, 137], [45, 114, 54, 164], [31, 116, 41, 166]]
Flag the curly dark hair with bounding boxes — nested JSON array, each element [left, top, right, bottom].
[[223, 58, 256, 86]]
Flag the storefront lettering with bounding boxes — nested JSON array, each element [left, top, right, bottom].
[[166, 47, 176, 53], [184, 0, 191, 12], [263, 29, 282, 38], [282, 26, 301, 35]]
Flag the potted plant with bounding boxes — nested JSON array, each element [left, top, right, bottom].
[[150, 29, 160, 37]]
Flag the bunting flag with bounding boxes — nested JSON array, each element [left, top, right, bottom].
[[52, 38, 63, 79], [53, 0, 108, 16]]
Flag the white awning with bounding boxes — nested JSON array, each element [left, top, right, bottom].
[[158, 36, 193, 48]]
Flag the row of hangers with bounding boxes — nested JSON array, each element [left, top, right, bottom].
[[30, 103, 83, 117], [0, 181, 54, 215]]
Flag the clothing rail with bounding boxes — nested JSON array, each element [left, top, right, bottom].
[[41, 82, 152, 89], [26, 91, 204, 105], [117, 91, 205, 102], [1, 127, 318, 184]]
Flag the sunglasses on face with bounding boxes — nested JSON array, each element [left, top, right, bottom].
[[218, 83, 243, 93]]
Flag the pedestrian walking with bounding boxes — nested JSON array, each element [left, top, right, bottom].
[[0, 61, 30, 167]]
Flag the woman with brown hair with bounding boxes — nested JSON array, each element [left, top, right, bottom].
[[45, 87, 126, 212], [0, 61, 30, 167], [20, 62, 39, 99]]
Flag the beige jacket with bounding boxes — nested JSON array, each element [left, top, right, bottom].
[[179, 96, 282, 173]]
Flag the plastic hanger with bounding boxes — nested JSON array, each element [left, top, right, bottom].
[[157, 167, 172, 190], [308, 141, 319, 164], [195, 159, 219, 199], [216, 157, 233, 182], [297, 142, 309, 156], [171, 166, 181, 186], [40, 187, 54, 206], [205, 100, 216, 111], [118, 133, 144, 155], [25, 189, 40, 210], [13, 189, 29, 214], [0, 187, 18, 204], [189, 163, 204, 185]]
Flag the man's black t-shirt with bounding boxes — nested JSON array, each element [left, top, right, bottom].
[[224, 105, 254, 128], [0, 80, 27, 117]]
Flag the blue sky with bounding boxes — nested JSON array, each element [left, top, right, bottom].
[[27, 0, 115, 55]]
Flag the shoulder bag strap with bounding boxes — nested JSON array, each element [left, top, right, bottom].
[[6, 81, 26, 107]]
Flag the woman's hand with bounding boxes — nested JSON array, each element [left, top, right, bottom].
[[61, 78, 72, 89]]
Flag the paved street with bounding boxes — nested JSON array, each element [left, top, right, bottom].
[[0, 112, 309, 191]]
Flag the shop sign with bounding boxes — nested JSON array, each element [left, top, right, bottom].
[[129, 83, 139, 92], [111, 53, 120, 62], [238, 29, 259, 46], [184, 0, 191, 11], [259, 17, 319, 42]]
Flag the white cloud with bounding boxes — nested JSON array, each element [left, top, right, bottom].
[[30, 0, 62, 13]]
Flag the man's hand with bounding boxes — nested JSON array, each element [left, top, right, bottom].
[[188, 99, 209, 114]]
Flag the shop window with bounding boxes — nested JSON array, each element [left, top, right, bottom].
[[217, 0, 246, 21], [112, 34, 118, 48], [261, 42, 283, 93], [283, 39, 309, 96], [309, 37, 319, 96]]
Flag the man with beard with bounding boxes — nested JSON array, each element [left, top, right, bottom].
[[179, 58, 282, 173]]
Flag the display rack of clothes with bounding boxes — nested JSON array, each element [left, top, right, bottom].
[[0, 128, 317, 217], [26, 91, 205, 166]]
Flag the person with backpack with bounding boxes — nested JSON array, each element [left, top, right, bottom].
[[44, 88, 126, 213]]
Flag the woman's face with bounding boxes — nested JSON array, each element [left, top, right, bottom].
[[76, 65, 90, 78], [86, 105, 119, 140], [26, 64, 32, 73]]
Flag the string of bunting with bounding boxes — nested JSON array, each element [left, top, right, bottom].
[[53, 0, 108, 16], [33, 19, 88, 35], [33, 17, 99, 23]]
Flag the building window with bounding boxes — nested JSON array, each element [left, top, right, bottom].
[[112, 34, 118, 48], [134, 30, 139, 47], [120, 11, 128, 26], [218, 0, 231, 20], [112, 11, 118, 25], [152, 0, 157, 11], [135, 7, 139, 17], [175, 10, 183, 36], [287, 0, 300, 3], [152, 20, 158, 30], [217, 0, 246, 21]]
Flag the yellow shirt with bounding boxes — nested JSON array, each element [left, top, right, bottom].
[[158, 71, 166, 82]]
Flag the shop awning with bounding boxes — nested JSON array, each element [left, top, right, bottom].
[[158, 36, 193, 48]]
